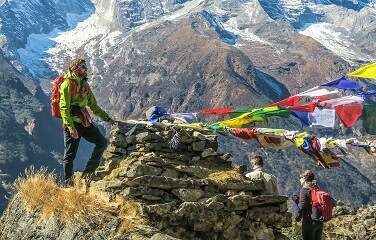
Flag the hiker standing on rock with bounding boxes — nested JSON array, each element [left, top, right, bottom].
[[245, 155, 279, 195], [296, 170, 333, 240], [51, 58, 115, 185]]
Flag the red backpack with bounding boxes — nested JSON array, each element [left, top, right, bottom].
[[310, 185, 334, 222], [50, 76, 77, 118]]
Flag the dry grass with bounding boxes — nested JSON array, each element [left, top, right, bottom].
[[117, 197, 146, 233], [207, 169, 246, 184], [112, 195, 146, 237], [16, 168, 113, 223], [16, 168, 147, 236]]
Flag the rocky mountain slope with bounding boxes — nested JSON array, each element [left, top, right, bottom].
[[0, 50, 62, 211], [0, 122, 292, 240], [324, 205, 376, 240]]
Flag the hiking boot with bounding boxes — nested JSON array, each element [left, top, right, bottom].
[[64, 178, 73, 187], [82, 171, 102, 182]]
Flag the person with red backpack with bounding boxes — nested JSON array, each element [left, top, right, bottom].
[[296, 170, 334, 240], [51, 58, 114, 185]]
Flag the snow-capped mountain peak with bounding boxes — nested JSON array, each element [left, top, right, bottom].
[[1, 0, 375, 79]]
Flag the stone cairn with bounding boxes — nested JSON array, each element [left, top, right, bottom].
[[93, 121, 291, 239]]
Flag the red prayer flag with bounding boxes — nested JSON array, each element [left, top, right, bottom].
[[286, 96, 330, 112], [314, 96, 330, 102], [200, 108, 233, 115], [335, 103, 363, 128], [288, 101, 318, 112], [231, 128, 258, 139], [273, 96, 301, 107]]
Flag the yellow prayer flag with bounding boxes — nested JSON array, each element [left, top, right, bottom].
[[293, 132, 309, 148], [217, 112, 264, 128], [348, 63, 376, 79]]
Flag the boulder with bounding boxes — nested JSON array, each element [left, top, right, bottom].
[[171, 188, 205, 202]]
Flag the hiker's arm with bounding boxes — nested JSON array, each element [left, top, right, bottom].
[[297, 188, 309, 220], [87, 90, 111, 122], [59, 81, 75, 128]]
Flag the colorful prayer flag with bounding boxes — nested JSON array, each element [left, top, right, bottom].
[[273, 96, 301, 107], [335, 104, 363, 128], [200, 108, 233, 115], [288, 101, 317, 112], [348, 63, 376, 79], [292, 111, 311, 127], [231, 128, 257, 139], [321, 76, 362, 90], [362, 104, 376, 135], [292, 108, 336, 128], [217, 112, 265, 128], [297, 86, 339, 97], [319, 96, 364, 108], [171, 113, 198, 123], [309, 108, 336, 128]]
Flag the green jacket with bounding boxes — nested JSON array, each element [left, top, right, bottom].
[[59, 71, 111, 128]]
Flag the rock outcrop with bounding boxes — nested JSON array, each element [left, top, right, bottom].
[[324, 205, 376, 240], [0, 121, 291, 239]]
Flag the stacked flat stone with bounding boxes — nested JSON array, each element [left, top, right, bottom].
[[94, 121, 291, 239]]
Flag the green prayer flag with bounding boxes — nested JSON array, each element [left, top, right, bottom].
[[362, 104, 376, 135], [207, 124, 227, 131]]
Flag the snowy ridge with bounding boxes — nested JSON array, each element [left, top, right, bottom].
[[135, 0, 206, 32], [3, 0, 376, 79], [0, 0, 93, 77], [300, 22, 375, 63], [206, 0, 376, 64], [279, 0, 312, 20], [16, 6, 92, 78], [298, 2, 376, 63], [19, 12, 91, 76], [46, 0, 207, 75], [207, 0, 273, 45]]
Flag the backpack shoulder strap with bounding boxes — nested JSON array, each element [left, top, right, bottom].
[[63, 78, 78, 97], [310, 185, 320, 206], [83, 82, 92, 94]]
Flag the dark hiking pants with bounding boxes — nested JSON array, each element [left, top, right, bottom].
[[302, 220, 324, 240], [63, 123, 107, 183]]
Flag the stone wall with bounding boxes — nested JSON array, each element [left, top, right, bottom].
[[93, 121, 291, 239], [0, 121, 291, 240]]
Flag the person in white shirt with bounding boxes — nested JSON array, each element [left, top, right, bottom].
[[245, 155, 279, 195]]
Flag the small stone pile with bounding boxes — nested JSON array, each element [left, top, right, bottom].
[[92, 121, 291, 239]]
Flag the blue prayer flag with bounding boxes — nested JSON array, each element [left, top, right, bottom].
[[321, 76, 362, 90], [358, 90, 376, 98], [292, 111, 311, 127]]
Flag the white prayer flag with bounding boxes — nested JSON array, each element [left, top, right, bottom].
[[308, 108, 336, 128], [297, 86, 339, 97], [319, 96, 364, 108]]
